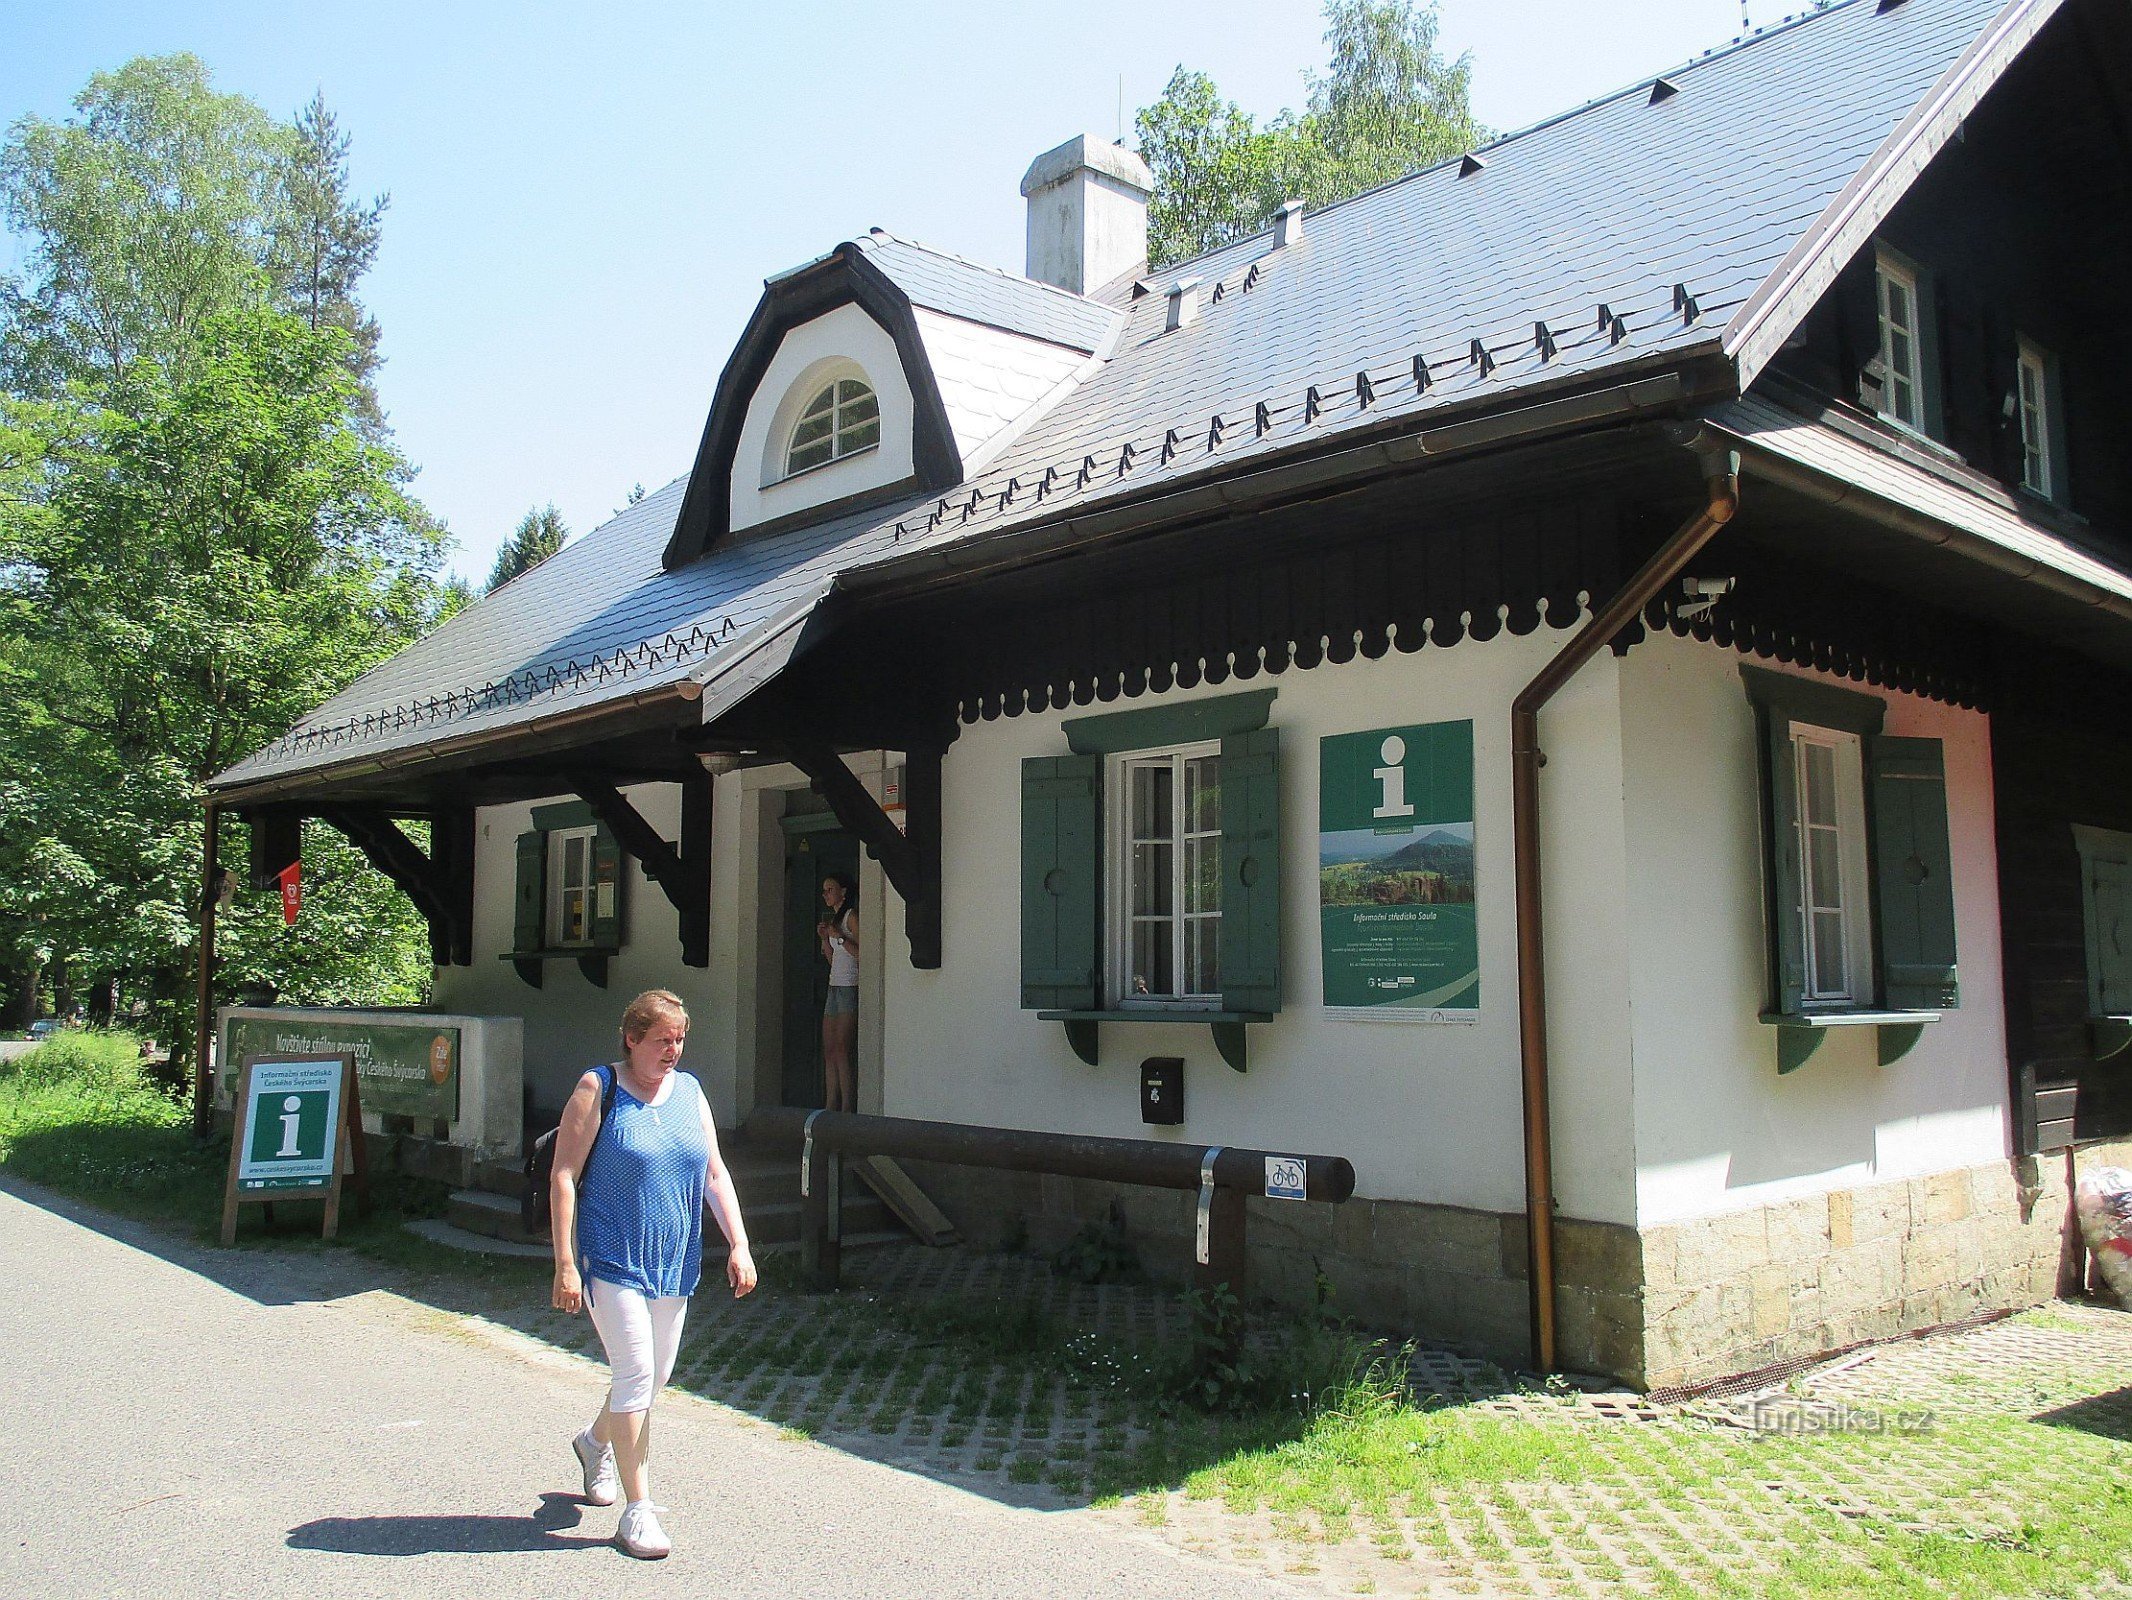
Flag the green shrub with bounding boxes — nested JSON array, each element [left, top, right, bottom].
[[1052, 1203, 1142, 1284]]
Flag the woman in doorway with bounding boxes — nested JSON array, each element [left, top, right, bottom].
[[549, 989, 756, 1559], [816, 872, 859, 1113]]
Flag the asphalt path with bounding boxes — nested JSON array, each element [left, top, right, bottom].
[[0, 1179, 1298, 1599]]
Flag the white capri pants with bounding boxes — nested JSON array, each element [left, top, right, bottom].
[[584, 1278, 689, 1414]]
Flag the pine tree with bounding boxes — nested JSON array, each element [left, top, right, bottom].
[[271, 91, 389, 426], [487, 504, 569, 592]]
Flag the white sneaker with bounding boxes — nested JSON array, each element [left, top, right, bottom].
[[616, 1501, 671, 1560], [572, 1427, 618, 1507]]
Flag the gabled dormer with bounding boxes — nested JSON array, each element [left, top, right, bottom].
[[663, 138, 1147, 569]]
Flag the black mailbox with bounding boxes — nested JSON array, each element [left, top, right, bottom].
[[1139, 1057, 1184, 1125]]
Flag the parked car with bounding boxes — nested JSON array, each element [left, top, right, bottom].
[[26, 1018, 61, 1041]]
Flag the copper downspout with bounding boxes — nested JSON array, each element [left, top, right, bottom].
[[190, 801, 222, 1137], [1513, 434, 1739, 1371]]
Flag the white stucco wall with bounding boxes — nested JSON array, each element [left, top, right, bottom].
[[429, 784, 735, 1120], [1618, 632, 2008, 1227], [876, 624, 1643, 1223], [728, 303, 915, 533]]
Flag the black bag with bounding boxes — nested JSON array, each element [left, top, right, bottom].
[[522, 1065, 615, 1234]]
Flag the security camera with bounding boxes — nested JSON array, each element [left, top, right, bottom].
[[1677, 574, 1735, 621]]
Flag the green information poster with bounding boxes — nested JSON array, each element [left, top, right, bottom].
[[224, 1016, 459, 1121], [236, 1059, 345, 1191], [1318, 720, 1479, 1019]]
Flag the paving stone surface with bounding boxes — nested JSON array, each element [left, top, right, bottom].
[[447, 1241, 2132, 1598]]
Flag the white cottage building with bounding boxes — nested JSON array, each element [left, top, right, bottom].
[[208, 0, 2132, 1389]]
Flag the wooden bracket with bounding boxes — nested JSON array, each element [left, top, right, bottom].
[[569, 772, 714, 966], [777, 743, 943, 970], [319, 806, 475, 967], [1063, 1017, 1099, 1066]]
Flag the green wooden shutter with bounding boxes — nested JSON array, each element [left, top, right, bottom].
[[1021, 756, 1101, 1010], [513, 830, 545, 953], [591, 825, 626, 949], [1761, 712, 1808, 1015], [1870, 736, 1958, 1010], [2089, 857, 2132, 1015], [1219, 728, 1282, 1014]]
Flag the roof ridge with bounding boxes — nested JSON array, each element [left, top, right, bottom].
[[1149, 0, 1891, 281], [859, 226, 1117, 312]]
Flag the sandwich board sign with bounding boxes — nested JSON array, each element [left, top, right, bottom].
[[221, 1052, 365, 1244]]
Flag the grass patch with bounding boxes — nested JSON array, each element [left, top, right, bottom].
[[0, 1033, 542, 1292]]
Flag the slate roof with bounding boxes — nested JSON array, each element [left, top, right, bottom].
[[212, 0, 2053, 794], [856, 231, 1118, 353]]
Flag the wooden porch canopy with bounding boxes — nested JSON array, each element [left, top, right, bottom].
[[205, 582, 953, 973]]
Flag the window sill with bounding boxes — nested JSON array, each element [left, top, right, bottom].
[[1037, 1009, 1274, 1073], [1759, 1008, 1941, 1074], [2090, 1016, 2132, 1063], [500, 947, 620, 990]]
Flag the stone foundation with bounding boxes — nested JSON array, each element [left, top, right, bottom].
[[896, 1158, 1628, 1376], [899, 1141, 2130, 1391], [1637, 1141, 2130, 1391]]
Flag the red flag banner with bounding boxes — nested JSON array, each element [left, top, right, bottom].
[[279, 861, 302, 926]]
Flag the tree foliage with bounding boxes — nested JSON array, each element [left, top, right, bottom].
[[0, 55, 286, 394], [0, 56, 449, 1050], [487, 503, 568, 592], [0, 56, 390, 414], [1138, 0, 1484, 267]]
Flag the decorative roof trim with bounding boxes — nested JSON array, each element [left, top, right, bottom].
[[663, 243, 963, 571], [1722, 0, 2064, 387]]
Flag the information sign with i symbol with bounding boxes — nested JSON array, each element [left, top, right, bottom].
[[222, 1052, 363, 1243]]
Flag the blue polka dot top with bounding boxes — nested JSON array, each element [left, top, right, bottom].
[[575, 1065, 708, 1299]]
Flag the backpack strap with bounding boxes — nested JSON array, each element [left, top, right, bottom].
[[581, 1064, 618, 1185]]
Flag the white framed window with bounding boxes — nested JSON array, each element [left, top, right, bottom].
[[547, 825, 598, 948], [2016, 337, 2056, 501], [1874, 252, 1926, 432], [783, 377, 880, 478], [1792, 725, 1874, 1005], [1107, 743, 1222, 1005]]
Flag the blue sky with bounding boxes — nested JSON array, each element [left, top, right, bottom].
[[3, 0, 1748, 585]]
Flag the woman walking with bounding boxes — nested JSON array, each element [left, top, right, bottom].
[[816, 872, 859, 1113], [549, 988, 756, 1559]]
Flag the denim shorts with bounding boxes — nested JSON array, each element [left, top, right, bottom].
[[824, 985, 858, 1018]]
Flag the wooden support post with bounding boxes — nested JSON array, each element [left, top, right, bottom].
[[799, 1118, 842, 1291], [435, 807, 476, 966], [1192, 1186, 1248, 1301], [246, 806, 303, 891], [678, 770, 713, 968], [903, 745, 943, 970], [191, 802, 222, 1137]]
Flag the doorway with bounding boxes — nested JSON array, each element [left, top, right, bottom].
[[780, 814, 859, 1109]]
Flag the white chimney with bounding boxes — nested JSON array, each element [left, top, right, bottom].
[[1019, 135, 1155, 296]]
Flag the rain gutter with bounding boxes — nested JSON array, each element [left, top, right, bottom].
[[1511, 430, 1739, 1372]]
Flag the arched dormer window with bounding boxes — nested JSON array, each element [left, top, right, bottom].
[[784, 376, 880, 478]]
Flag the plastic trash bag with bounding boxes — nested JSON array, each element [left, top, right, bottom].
[[2074, 1166, 2132, 1307]]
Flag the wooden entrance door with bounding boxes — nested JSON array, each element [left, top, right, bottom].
[[781, 818, 859, 1109]]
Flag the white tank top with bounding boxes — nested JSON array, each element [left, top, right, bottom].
[[827, 911, 859, 987]]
